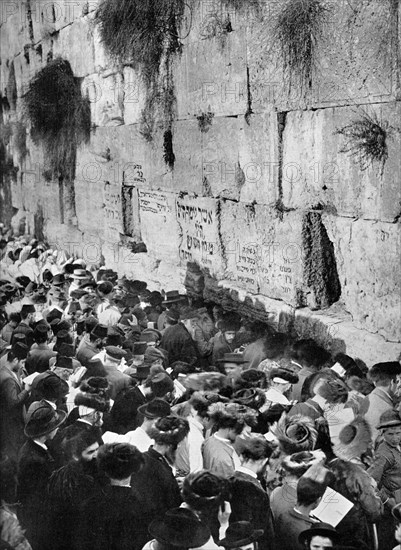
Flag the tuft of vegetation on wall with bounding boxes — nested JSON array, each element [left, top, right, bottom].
[[24, 58, 91, 182], [335, 112, 396, 176], [96, 0, 187, 163], [197, 111, 215, 133], [272, 0, 330, 95]]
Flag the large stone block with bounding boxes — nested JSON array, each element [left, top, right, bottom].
[[282, 103, 401, 222], [219, 201, 304, 306], [81, 72, 124, 126], [53, 16, 95, 77], [176, 195, 224, 277], [175, 27, 248, 119], [201, 113, 278, 204], [138, 189, 180, 263], [323, 214, 401, 342], [172, 119, 203, 194], [52, 0, 92, 31], [0, 12, 29, 59], [122, 67, 146, 125]]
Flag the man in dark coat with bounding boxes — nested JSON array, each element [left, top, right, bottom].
[[228, 436, 276, 550], [0, 344, 30, 460], [130, 416, 189, 532], [76, 324, 107, 367], [159, 308, 199, 367], [17, 404, 66, 550], [78, 443, 150, 550], [25, 323, 57, 374], [11, 304, 35, 349]]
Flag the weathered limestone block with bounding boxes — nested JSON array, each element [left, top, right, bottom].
[[53, 0, 92, 31], [293, 308, 401, 365], [53, 16, 95, 77], [172, 119, 203, 194], [175, 27, 248, 119], [219, 201, 304, 306], [176, 195, 224, 277], [122, 67, 147, 126], [313, 0, 397, 107], [282, 104, 401, 222], [323, 214, 401, 342], [13, 52, 34, 97], [81, 72, 124, 127], [74, 178, 106, 235], [0, 12, 29, 59], [138, 189, 180, 262], [29, 1, 55, 43], [201, 113, 278, 203]]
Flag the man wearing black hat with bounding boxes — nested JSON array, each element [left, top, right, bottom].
[[228, 437, 275, 550], [17, 404, 66, 549], [125, 398, 171, 452], [102, 346, 132, 400], [25, 323, 57, 374], [159, 307, 200, 368], [298, 523, 340, 549], [0, 343, 31, 459], [78, 443, 149, 550], [11, 304, 36, 348], [76, 323, 107, 367]]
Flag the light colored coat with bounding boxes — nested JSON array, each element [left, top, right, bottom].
[[361, 387, 395, 443]]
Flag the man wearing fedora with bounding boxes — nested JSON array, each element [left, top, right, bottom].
[[160, 307, 200, 368], [298, 523, 340, 549], [17, 404, 66, 549], [157, 290, 187, 331], [78, 442, 149, 550], [144, 507, 211, 550], [126, 398, 171, 452]]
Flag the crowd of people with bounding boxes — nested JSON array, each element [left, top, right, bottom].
[[0, 231, 400, 550]]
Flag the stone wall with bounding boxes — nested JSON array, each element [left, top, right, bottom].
[[1, 0, 400, 364]]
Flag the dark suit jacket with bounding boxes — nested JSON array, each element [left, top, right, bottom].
[[17, 439, 56, 548], [228, 471, 275, 550], [78, 485, 150, 550], [160, 323, 199, 367], [103, 363, 132, 400], [0, 366, 30, 458], [130, 447, 182, 529]]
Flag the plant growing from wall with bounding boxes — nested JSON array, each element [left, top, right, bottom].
[[95, 0, 187, 167], [196, 111, 214, 133], [272, 0, 330, 95], [24, 57, 91, 182], [335, 111, 397, 176]]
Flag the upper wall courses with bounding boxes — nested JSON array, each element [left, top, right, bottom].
[[282, 103, 401, 222]]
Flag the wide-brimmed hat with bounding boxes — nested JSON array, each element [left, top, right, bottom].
[[138, 398, 171, 419], [182, 470, 225, 509], [216, 353, 248, 364], [219, 522, 264, 548], [272, 413, 318, 455], [24, 404, 66, 438], [298, 523, 339, 545], [91, 324, 108, 340], [52, 274, 66, 286], [233, 388, 266, 410], [74, 377, 110, 413], [149, 508, 210, 548], [270, 367, 299, 385], [149, 415, 189, 446], [281, 450, 326, 476], [334, 417, 372, 461], [32, 371, 69, 400], [376, 409, 401, 430], [162, 290, 186, 305], [150, 372, 174, 397]]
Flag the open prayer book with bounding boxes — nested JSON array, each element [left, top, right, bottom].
[[310, 487, 354, 527]]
